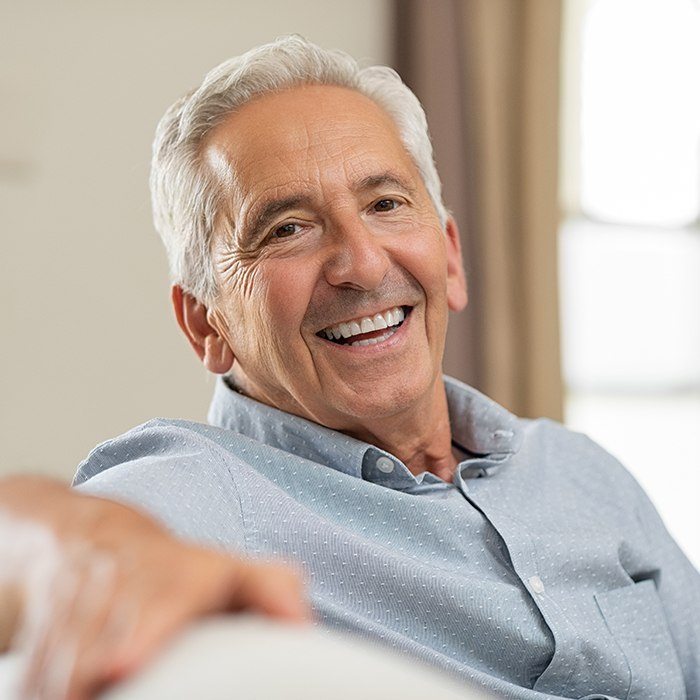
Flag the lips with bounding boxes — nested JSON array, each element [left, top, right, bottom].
[[317, 306, 409, 346]]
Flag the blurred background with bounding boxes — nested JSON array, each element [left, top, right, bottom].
[[1, 0, 698, 566]]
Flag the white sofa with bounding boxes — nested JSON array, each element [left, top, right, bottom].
[[1, 615, 490, 699]]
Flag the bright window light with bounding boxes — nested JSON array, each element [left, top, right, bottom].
[[561, 0, 700, 568], [560, 220, 700, 390], [581, 0, 700, 226]]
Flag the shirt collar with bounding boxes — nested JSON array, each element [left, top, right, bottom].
[[207, 375, 522, 487], [207, 378, 369, 480], [443, 376, 523, 456]]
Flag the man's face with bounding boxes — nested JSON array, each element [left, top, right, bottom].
[[204, 84, 466, 432]]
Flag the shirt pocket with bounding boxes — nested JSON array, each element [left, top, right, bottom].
[[594, 579, 686, 700]]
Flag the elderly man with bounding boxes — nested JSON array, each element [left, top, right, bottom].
[[2, 36, 699, 700]]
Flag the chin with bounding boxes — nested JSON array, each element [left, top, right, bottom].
[[327, 372, 436, 423]]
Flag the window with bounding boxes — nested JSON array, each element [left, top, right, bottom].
[[560, 0, 700, 567]]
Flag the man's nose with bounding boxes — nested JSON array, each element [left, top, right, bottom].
[[321, 215, 391, 291]]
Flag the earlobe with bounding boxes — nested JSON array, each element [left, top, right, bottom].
[[171, 286, 235, 374], [444, 217, 468, 312]]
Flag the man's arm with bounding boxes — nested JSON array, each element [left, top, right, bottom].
[[0, 475, 310, 700]]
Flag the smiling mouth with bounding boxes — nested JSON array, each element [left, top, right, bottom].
[[316, 306, 411, 347]]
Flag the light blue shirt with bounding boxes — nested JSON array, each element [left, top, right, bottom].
[[74, 376, 700, 699]]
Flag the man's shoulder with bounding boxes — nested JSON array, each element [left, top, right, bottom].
[[72, 418, 252, 486], [515, 414, 647, 505], [72, 418, 257, 549]]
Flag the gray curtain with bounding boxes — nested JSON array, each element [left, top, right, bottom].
[[394, 0, 564, 420]]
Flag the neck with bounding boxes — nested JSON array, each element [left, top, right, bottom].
[[345, 377, 457, 482]]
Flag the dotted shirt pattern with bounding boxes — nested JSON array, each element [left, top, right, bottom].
[[73, 376, 700, 699]]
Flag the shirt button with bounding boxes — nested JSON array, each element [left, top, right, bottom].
[[528, 575, 545, 595], [376, 456, 395, 473], [493, 429, 514, 439]]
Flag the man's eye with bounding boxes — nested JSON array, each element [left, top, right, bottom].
[[372, 198, 399, 213], [271, 222, 301, 239]]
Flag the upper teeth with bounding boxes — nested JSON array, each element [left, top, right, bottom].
[[322, 306, 405, 340]]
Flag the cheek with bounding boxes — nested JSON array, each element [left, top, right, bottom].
[[397, 226, 449, 298], [249, 260, 317, 343]]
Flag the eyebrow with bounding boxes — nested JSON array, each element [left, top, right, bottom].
[[351, 172, 417, 197]]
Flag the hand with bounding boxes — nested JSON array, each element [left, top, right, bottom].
[[0, 476, 311, 700]]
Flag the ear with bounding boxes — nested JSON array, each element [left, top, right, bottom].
[[445, 216, 468, 312], [171, 285, 235, 374]]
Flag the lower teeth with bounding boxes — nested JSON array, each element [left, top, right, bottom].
[[349, 328, 396, 347]]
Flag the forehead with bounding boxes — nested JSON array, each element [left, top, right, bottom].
[[203, 85, 418, 204]]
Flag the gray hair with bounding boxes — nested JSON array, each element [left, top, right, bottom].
[[150, 35, 447, 304]]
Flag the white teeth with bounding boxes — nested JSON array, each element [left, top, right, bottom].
[[372, 314, 388, 330], [320, 306, 407, 343], [350, 330, 394, 346]]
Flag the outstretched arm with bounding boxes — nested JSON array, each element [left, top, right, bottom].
[[0, 475, 310, 700]]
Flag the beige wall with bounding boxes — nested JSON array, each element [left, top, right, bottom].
[[0, 0, 391, 480]]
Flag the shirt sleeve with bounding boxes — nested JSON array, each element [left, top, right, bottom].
[[72, 419, 248, 554]]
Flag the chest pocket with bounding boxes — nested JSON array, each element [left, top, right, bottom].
[[594, 580, 686, 699]]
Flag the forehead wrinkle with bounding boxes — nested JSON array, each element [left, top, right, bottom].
[[330, 133, 419, 193], [212, 126, 314, 239]]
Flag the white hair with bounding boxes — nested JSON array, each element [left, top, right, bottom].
[[150, 35, 447, 304]]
